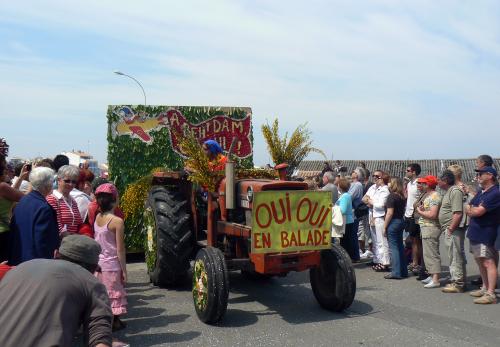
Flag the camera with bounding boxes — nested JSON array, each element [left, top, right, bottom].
[[26, 163, 32, 171]]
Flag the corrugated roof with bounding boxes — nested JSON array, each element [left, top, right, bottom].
[[297, 158, 500, 183]]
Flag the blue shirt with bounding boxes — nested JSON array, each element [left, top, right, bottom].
[[467, 185, 500, 246], [336, 192, 354, 224]]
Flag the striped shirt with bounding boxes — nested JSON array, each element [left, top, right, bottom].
[[46, 190, 83, 234]]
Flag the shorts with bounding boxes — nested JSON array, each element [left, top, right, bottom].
[[404, 217, 420, 238], [469, 242, 497, 259]]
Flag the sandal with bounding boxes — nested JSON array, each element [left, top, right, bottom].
[[374, 264, 390, 272]]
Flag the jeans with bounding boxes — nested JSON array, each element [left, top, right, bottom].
[[340, 222, 360, 261], [387, 218, 408, 278]]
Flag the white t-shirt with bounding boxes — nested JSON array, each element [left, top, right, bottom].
[[404, 178, 419, 218], [11, 177, 30, 193]]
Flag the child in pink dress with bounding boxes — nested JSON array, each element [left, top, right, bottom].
[[93, 183, 127, 331]]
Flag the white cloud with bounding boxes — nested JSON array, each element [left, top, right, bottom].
[[1, 1, 500, 164]]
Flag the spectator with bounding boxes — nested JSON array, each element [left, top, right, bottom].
[[466, 166, 500, 304], [438, 170, 466, 293], [384, 177, 408, 279], [10, 162, 31, 193], [358, 167, 374, 259], [321, 171, 339, 204], [404, 163, 425, 277], [336, 177, 357, 260], [52, 154, 69, 189], [88, 181, 125, 238], [71, 168, 95, 221], [363, 171, 390, 271], [46, 165, 83, 235], [94, 183, 128, 331], [0, 156, 29, 261], [53, 154, 70, 171], [9, 167, 59, 265], [34, 158, 55, 169], [319, 161, 334, 186], [348, 168, 364, 260], [476, 154, 494, 170], [0, 234, 113, 346], [416, 175, 442, 288]]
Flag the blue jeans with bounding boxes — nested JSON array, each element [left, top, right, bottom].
[[387, 218, 408, 277]]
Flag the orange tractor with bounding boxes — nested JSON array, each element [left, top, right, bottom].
[[144, 161, 356, 324]]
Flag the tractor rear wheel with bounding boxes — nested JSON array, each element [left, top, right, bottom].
[[192, 247, 229, 324], [309, 243, 356, 311], [145, 186, 193, 287]]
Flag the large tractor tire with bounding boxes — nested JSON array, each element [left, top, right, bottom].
[[145, 186, 193, 287], [309, 243, 356, 311], [192, 247, 229, 324]]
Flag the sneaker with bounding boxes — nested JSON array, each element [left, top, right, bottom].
[[361, 250, 373, 259], [424, 281, 440, 288], [359, 250, 364, 257], [473, 292, 497, 304], [470, 287, 487, 297], [421, 276, 432, 284], [442, 283, 464, 293]]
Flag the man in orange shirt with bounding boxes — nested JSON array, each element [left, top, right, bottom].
[[202, 140, 227, 172]]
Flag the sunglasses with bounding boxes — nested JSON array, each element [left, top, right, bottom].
[[406, 169, 412, 172], [62, 179, 78, 185], [372, 175, 381, 179]]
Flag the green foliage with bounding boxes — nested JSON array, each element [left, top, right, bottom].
[[107, 105, 253, 250], [261, 118, 325, 176]]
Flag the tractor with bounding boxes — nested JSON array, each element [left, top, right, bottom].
[[144, 156, 356, 324]]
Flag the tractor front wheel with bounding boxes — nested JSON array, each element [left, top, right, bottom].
[[192, 247, 229, 324], [309, 243, 356, 311]]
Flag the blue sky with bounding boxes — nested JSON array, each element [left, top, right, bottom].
[[1, 0, 500, 165]]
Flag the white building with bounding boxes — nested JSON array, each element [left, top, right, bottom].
[[62, 150, 100, 176]]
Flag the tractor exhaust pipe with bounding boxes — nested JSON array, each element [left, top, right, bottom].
[[225, 138, 237, 209]]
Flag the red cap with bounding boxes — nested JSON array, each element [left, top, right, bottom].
[[417, 175, 438, 188], [95, 183, 118, 199]]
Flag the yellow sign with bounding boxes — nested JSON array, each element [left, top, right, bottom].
[[251, 191, 332, 254]]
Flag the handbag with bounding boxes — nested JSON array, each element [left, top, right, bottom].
[[331, 205, 346, 238]]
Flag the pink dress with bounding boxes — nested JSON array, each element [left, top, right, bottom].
[[94, 217, 127, 315]]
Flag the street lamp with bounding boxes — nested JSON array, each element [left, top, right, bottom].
[[113, 70, 147, 106]]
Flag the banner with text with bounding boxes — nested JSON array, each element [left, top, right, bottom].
[[251, 191, 332, 254]]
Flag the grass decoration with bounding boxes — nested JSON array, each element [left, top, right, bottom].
[[262, 118, 325, 176]]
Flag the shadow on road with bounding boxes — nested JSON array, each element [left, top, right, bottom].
[[216, 271, 373, 327]]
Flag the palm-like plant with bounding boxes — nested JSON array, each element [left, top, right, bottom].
[[261, 119, 325, 176]]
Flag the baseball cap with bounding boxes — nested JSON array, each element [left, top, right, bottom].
[[95, 183, 118, 199], [474, 166, 497, 177], [417, 175, 438, 188]]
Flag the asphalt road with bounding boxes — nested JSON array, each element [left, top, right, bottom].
[[116, 244, 500, 347]]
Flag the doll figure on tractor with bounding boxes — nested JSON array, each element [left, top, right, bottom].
[[144, 140, 356, 324]]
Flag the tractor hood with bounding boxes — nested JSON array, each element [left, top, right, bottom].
[[234, 179, 308, 209]]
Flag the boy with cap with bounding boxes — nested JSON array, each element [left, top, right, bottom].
[[466, 166, 500, 304], [0, 234, 113, 346]]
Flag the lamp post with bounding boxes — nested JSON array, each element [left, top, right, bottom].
[[113, 70, 147, 107]]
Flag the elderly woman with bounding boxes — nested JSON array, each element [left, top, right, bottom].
[[9, 167, 59, 265], [416, 175, 442, 288], [46, 165, 83, 235]]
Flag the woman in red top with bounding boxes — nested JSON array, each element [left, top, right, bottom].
[[46, 165, 83, 236]]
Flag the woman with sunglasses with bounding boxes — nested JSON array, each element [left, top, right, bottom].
[[46, 165, 83, 236], [415, 175, 442, 288]]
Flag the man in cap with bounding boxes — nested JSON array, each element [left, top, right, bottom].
[[0, 234, 113, 346], [466, 166, 500, 304]]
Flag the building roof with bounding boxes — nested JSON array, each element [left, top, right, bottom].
[[297, 158, 500, 183]]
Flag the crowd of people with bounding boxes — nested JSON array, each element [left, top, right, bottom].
[[1, 133, 500, 345], [0, 138, 128, 347], [320, 155, 500, 305]]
